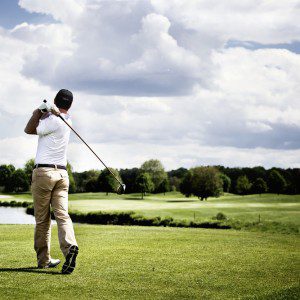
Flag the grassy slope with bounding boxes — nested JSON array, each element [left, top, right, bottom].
[[0, 225, 299, 300], [2, 192, 300, 226]]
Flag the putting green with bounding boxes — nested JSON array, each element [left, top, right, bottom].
[[0, 225, 299, 299]]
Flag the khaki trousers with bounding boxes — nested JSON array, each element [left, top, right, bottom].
[[31, 167, 77, 267]]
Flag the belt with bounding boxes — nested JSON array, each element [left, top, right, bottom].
[[34, 164, 67, 170]]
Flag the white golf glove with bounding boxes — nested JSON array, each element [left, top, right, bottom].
[[38, 101, 52, 113], [38, 100, 60, 116]]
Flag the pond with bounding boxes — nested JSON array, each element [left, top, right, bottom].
[[0, 207, 56, 225]]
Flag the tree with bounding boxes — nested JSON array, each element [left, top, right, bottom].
[[180, 167, 222, 200], [179, 171, 193, 197], [219, 167, 244, 193], [169, 176, 181, 191], [167, 168, 188, 192], [140, 159, 167, 192], [119, 168, 140, 194], [0, 164, 15, 192], [67, 162, 76, 193], [220, 173, 231, 193], [24, 158, 35, 186], [167, 168, 188, 179], [85, 178, 99, 192], [235, 175, 252, 195], [97, 168, 121, 195], [267, 169, 287, 194], [73, 170, 100, 192], [135, 172, 154, 199], [190, 167, 223, 200], [157, 178, 170, 195], [284, 168, 300, 194], [5, 169, 29, 192], [252, 177, 268, 195]]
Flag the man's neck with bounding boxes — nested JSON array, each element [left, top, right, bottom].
[[59, 108, 68, 114]]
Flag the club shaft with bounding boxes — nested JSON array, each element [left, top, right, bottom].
[[58, 115, 122, 186]]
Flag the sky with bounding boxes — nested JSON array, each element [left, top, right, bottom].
[[0, 0, 299, 172]]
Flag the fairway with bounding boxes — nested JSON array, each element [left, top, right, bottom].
[[68, 193, 300, 226], [0, 225, 299, 299], [3, 192, 300, 228]]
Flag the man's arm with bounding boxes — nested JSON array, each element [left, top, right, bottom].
[[24, 109, 43, 135]]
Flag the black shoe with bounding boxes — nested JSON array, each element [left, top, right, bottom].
[[62, 245, 79, 274]]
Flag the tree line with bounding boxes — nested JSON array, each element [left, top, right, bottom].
[[0, 159, 299, 199]]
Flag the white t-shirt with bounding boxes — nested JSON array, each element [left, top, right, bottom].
[[35, 113, 72, 166]]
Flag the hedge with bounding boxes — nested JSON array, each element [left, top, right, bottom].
[[25, 206, 231, 229]]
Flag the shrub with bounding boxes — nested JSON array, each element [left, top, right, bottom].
[[216, 212, 227, 220]]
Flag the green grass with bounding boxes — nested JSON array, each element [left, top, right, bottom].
[[0, 225, 299, 299], [2, 192, 300, 230]]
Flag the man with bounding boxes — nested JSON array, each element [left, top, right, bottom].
[[24, 89, 78, 274]]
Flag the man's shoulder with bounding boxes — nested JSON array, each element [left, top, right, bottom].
[[40, 113, 57, 121]]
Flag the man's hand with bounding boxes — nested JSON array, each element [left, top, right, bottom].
[[50, 104, 60, 116], [38, 101, 52, 113], [38, 101, 60, 116]]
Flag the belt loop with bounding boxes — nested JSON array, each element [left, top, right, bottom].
[[54, 164, 57, 170], [36, 164, 39, 169]]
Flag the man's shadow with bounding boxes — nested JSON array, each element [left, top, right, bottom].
[[0, 267, 62, 275]]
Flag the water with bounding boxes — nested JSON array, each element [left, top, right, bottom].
[[0, 207, 56, 225]]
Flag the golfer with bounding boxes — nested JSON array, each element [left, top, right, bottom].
[[24, 89, 78, 274]]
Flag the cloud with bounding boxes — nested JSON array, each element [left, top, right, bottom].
[[151, 0, 300, 44], [2, 136, 300, 171], [19, 0, 85, 22], [0, 1, 299, 170]]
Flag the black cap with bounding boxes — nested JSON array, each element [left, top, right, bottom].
[[54, 89, 73, 110]]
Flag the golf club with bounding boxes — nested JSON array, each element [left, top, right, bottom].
[[42, 100, 126, 194]]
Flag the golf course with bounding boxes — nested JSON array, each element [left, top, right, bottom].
[[0, 192, 299, 299]]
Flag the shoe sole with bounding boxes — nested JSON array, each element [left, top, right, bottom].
[[62, 245, 79, 274]]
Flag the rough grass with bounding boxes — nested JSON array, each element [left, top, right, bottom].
[[0, 225, 299, 300]]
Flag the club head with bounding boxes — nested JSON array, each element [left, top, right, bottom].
[[117, 184, 126, 195]]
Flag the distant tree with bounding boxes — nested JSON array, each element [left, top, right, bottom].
[[235, 175, 252, 195], [135, 172, 154, 199], [190, 167, 223, 200], [252, 177, 268, 195], [168, 168, 188, 191], [284, 168, 300, 194], [24, 158, 35, 185], [242, 166, 267, 183], [73, 170, 100, 192], [0, 164, 16, 192], [167, 168, 188, 179], [140, 159, 167, 192], [179, 171, 193, 197], [220, 173, 231, 193], [220, 167, 244, 193], [85, 178, 99, 192], [267, 169, 287, 195], [97, 168, 121, 195], [119, 168, 140, 194], [169, 176, 181, 191], [180, 167, 222, 200], [5, 169, 29, 192], [157, 178, 170, 195], [67, 162, 76, 193]]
